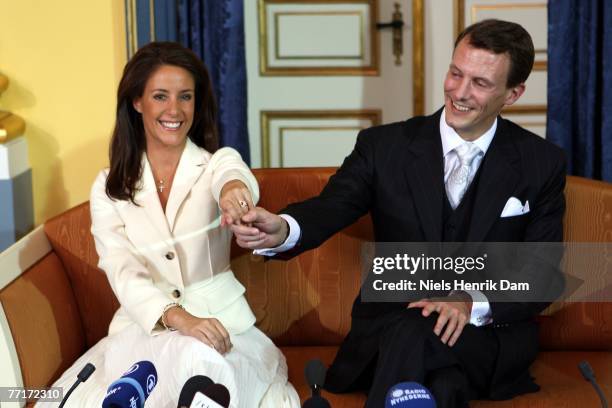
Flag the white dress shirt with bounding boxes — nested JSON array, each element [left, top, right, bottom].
[[256, 108, 497, 326]]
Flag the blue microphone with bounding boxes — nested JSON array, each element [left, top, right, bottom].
[[385, 382, 436, 407], [102, 360, 158, 408]]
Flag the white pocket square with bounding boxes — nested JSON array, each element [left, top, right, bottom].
[[500, 197, 530, 218]]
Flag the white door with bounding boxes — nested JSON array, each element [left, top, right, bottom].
[[244, 0, 416, 168]]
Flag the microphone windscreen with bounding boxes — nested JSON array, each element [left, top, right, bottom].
[[302, 395, 332, 408], [178, 375, 214, 407], [385, 382, 436, 408], [304, 359, 327, 388], [203, 383, 231, 408], [102, 361, 157, 408]]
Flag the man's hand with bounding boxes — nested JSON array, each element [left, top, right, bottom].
[[219, 180, 254, 226], [164, 306, 232, 354], [230, 207, 288, 249], [407, 293, 473, 347]]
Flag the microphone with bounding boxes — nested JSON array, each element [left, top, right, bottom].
[[304, 359, 326, 396], [303, 359, 331, 408], [178, 375, 214, 407], [579, 361, 608, 408], [385, 382, 436, 407], [102, 360, 157, 408], [58, 363, 96, 408], [177, 375, 231, 408], [190, 384, 231, 408]]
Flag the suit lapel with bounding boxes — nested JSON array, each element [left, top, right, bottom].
[[467, 118, 520, 241], [404, 111, 444, 242], [165, 139, 207, 231]]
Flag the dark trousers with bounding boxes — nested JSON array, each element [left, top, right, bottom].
[[358, 308, 499, 408]]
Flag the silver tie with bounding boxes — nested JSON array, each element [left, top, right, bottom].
[[446, 142, 482, 209]]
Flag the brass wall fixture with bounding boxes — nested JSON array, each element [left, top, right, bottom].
[[376, 3, 404, 65], [0, 73, 26, 143]]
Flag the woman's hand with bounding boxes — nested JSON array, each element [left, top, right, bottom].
[[219, 180, 254, 226], [164, 306, 232, 354]]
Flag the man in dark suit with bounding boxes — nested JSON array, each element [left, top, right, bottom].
[[232, 19, 565, 407]]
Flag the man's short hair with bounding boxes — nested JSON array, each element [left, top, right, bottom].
[[455, 19, 535, 88]]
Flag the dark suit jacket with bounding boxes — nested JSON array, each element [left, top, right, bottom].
[[280, 109, 566, 399]]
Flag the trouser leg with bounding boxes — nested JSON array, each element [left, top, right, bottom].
[[364, 308, 497, 408]]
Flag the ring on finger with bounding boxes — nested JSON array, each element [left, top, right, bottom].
[[238, 200, 248, 208]]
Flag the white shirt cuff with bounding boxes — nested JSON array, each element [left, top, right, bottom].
[[253, 214, 301, 256], [464, 289, 492, 326], [451, 289, 492, 326]]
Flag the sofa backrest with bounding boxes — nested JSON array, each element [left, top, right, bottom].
[[43, 202, 120, 347], [2, 170, 609, 395], [37, 171, 612, 350], [538, 176, 612, 350]]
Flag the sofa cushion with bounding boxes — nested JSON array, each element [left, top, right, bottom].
[[44, 202, 119, 348], [472, 351, 612, 407], [282, 346, 612, 406], [0, 252, 85, 388]]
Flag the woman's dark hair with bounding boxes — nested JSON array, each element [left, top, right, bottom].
[[106, 41, 219, 203], [455, 19, 535, 88]]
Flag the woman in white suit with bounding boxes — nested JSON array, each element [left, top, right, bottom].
[[48, 42, 299, 408]]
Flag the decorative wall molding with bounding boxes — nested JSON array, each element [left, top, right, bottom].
[[454, 0, 547, 70], [258, 0, 379, 76], [412, 0, 424, 116], [260, 110, 381, 167]]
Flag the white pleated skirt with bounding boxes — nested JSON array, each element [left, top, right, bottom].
[[37, 323, 300, 408]]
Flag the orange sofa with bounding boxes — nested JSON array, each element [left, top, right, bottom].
[[0, 169, 610, 407]]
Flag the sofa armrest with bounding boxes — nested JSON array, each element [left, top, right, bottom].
[[0, 226, 86, 390]]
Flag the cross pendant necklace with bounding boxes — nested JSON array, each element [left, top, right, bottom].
[[157, 179, 165, 193]]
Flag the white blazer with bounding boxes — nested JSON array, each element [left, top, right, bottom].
[[90, 140, 259, 336]]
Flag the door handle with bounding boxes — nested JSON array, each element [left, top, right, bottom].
[[376, 3, 404, 66]]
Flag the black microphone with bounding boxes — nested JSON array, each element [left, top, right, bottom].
[[579, 361, 608, 408], [58, 363, 96, 408], [102, 360, 157, 408], [177, 375, 214, 407], [188, 383, 231, 408], [303, 359, 331, 408], [305, 359, 326, 396]]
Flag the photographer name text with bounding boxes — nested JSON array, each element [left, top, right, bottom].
[[372, 279, 530, 292]]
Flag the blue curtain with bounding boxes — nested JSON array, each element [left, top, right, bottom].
[[177, 0, 250, 164], [547, 0, 612, 181]]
